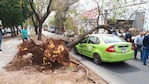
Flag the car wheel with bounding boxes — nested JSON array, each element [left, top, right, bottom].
[[93, 54, 102, 64], [74, 47, 79, 55]]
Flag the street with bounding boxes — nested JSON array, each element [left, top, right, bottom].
[[71, 52, 149, 84]]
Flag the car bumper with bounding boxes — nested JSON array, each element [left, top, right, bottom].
[[101, 52, 134, 62]]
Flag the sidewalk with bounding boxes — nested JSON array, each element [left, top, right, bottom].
[[0, 37, 21, 71]]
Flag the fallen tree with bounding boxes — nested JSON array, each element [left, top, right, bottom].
[[5, 38, 70, 70], [66, 25, 111, 50]]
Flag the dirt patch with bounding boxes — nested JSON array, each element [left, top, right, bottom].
[[0, 64, 107, 84], [1, 37, 108, 84], [0, 59, 108, 84]]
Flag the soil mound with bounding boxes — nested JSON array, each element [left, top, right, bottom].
[[5, 38, 69, 71]]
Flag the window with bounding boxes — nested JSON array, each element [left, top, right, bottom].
[[101, 34, 126, 44], [81, 36, 89, 43], [88, 36, 100, 44]]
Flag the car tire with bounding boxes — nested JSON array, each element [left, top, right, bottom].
[[93, 54, 102, 64], [74, 47, 79, 55]]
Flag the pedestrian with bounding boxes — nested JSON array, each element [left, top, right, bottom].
[[125, 29, 132, 42], [134, 31, 144, 60], [112, 29, 118, 36], [142, 31, 149, 65], [21, 26, 29, 42], [0, 28, 2, 51]]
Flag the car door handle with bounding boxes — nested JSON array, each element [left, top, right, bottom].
[[80, 45, 86, 47], [80, 45, 84, 47]]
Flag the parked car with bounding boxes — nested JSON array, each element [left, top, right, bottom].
[[55, 29, 63, 35], [48, 25, 56, 33], [5, 28, 11, 34], [74, 34, 134, 64]]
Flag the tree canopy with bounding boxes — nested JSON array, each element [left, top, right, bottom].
[[0, 0, 32, 27], [51, 0, 79, 31]]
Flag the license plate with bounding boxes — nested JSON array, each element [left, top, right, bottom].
[[121, 47, 127, 53]]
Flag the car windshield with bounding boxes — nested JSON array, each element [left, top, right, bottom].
[[100, 34, 126, 43]]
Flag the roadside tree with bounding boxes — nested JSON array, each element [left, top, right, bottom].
[[0, 0, 32, 36], [28, 0, 52, 40]]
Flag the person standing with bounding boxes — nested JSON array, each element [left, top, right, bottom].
[[112, 29, 118, 36], [0, 28, 2, 51], [125, 29, 132, 42], [134, 32, 144, 60], [21, 26, 29, 42], [0, 20, 3, 51], [142, 31, 149, 65]]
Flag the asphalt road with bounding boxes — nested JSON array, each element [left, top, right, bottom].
[[70, 51, 149, 84]]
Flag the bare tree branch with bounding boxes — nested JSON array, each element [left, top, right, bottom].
[[96, 1, 100, 25], [41, 0, 53, 23], [29, 0, 41, 23]]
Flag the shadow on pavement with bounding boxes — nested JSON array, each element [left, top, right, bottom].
[[99, 62, 140, 73]]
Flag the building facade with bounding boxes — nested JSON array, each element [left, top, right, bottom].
[[81, 0, 149, 31]]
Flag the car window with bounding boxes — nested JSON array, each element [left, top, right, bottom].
[[101, 35, 126, 43], [88, 36, 100, 44], [81, 36, 89, 43]]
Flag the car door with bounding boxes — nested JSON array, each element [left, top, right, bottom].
[[84, 36, 100, 58], [77, 36, 89, 55]]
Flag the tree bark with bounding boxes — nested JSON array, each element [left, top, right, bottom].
[[15, 26, 19, 35], [31, 16, 38, 35], [10, 27, 13, 37], [38, 24, 42, 40]]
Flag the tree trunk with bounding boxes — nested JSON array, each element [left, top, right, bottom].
[[15, 26, 19, 35], [38, 24, 42, 40], [11, 27, 14, 37], [67, 25, 98, 50], [66, 25, 112, 50], [31, 16, 38, 35], [21, 25, 23, 30], [35, 27, 39, 35], [13, 26, 17, 36]]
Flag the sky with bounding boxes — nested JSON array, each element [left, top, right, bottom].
[[78, 0, 147, 12], [77, 0, 97, 12]]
